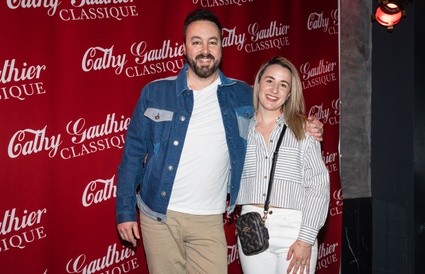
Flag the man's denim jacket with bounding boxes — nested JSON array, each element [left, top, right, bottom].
[[116, 64, 254, 224]]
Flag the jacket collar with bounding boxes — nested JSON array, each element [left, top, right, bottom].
[[175, 63, 237, 96]]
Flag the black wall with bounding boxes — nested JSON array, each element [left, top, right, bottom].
[[413, 1, 425, 273], [371, 1, 423, 274], [341, 1, 424, 273], [371, 1, 414, 273]]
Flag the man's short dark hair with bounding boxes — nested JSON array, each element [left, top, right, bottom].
[[183, 9, 223, 42]]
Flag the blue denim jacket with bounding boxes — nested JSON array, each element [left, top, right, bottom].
[[116, 64, 254, 224]]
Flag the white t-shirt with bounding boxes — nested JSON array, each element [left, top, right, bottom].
[[168, 78, 230, 214]]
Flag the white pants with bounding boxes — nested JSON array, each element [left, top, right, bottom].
[[238, 205, 318, 274]]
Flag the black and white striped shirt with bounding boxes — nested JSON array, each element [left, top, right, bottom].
[[236, 115, 330, 244]]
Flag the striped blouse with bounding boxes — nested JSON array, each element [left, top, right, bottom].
[[236, 115, 330, 244]]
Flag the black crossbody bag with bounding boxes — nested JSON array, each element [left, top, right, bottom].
[[236, 124, 287, 256]]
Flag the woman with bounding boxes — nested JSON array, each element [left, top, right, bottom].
[[236, 56, 330, 274]]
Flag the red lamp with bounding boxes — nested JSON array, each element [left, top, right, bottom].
[[372, 0, 409, 31]]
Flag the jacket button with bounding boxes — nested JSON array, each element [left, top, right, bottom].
[[168, 166, 173, 171], [173, 140, 179, 146], [161, 191, 166, 197], [180, 116, 185, 121]]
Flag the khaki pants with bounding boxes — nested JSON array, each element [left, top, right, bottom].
[[140, 210, 228, 274]]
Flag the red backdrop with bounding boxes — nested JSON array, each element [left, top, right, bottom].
[[0, 1, 342, 273]]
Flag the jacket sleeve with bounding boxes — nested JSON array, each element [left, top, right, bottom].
[[115, 89, 150, 224]]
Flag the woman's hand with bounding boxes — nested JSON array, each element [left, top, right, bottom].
[[286, 240, 312, 274]]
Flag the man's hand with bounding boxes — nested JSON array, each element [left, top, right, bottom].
[[117, 221, 140, 247], [306, 116, 324, 141]]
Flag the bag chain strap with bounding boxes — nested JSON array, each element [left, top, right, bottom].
[[262, 124, 287, 222]]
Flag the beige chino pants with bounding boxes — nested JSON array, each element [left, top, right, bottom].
[[140, 210, 228, 274]]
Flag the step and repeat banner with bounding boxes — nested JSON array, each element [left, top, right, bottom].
[[0, 1, 341, 273]]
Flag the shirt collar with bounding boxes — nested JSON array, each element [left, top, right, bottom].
[[252, 112, 286, 127]]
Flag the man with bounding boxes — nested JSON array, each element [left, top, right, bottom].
[[116, 9, 323, 274]]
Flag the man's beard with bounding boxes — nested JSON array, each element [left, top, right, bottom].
[[186, 54, 221, 78]]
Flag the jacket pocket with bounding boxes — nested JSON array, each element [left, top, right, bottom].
[[235, 106, 254, 140], [144, 108, 174, 151], [144, 108, 174, 122]]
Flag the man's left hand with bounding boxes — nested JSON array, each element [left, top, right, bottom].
[[306, 116, 324, 141]]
